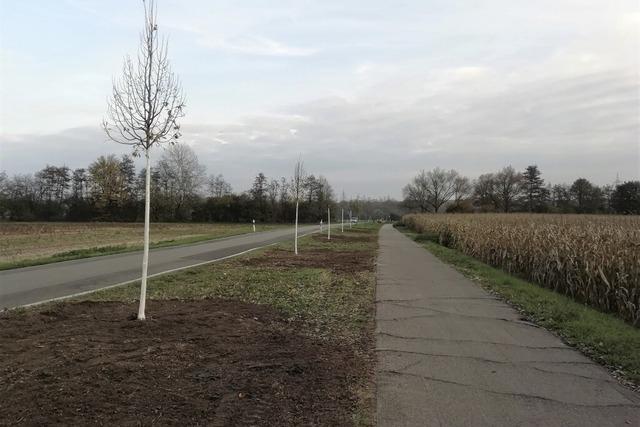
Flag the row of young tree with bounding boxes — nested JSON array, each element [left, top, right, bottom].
[[402, 166, 640, 214], [0, 145, 343, 223]]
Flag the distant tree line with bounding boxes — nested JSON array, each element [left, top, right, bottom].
[[402, 165, 640, 214], [0, 145, 343, 223]]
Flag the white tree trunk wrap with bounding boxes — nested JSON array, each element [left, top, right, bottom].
[[138, 151, 151, 320], [294, 201, 299, 255]]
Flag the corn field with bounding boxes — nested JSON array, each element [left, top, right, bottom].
[[403, 213, 640, 326]]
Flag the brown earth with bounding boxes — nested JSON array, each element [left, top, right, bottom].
[[238, 247, 374, 273], [0, 299, 366, 426], [311, 233, 375, 242]]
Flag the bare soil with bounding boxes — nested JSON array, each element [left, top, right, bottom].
[[239, 247, 374, 273], [0, 299, 366, 426]]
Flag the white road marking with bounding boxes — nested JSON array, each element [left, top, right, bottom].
[[17, 229, 321, 309]]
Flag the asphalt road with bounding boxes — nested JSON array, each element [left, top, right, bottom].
[[0, 224, 322, 309], [375, 225, 640, 426]]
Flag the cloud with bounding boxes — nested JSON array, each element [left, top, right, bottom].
[[1, 0, 638, 198], [198, 34, 317, 57]]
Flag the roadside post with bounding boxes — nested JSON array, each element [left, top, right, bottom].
[[341, 208, 344, 233], [252, 219, 256, 233], [328, 208, 331, 240], [320, 219, 323, 232]]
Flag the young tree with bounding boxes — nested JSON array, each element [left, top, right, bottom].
[[102, 0, 185, 320], [292, 158, 305, 255]]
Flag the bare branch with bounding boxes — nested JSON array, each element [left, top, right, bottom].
[[102, 0, 185, 153]]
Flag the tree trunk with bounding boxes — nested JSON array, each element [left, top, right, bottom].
[[294, 200, 299, 255], [138, 151, 151, 320], [328, 207, 331, 240]]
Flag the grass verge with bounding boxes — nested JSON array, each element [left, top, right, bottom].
[[14, 222, 380, 425], [0, 224, 285, 271], [397, 225, 640, 388]]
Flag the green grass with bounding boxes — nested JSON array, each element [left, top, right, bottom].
[[0, 224, 285, 271], [81, 222, 381, 343], [398, 226, 640, 386]]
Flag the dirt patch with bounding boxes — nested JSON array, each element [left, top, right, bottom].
[[0, 299, 366, 426], [239, 248, 374, 273], [311, 233, 375, 243]]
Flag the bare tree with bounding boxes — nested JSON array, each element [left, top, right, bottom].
[[207, 174, 232, 198], [102, 0, 185, 320], [402, 171, 430, 212], [156, 144, 206, 219], [494, 166, 522, 212], [452, 175, 472, 209], [403, 168, 459, 213], [473, 173, 498, 211], [292, 158, 305, 255]]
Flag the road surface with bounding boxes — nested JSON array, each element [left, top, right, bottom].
[[1, 224, 322, 309], [375, 225, 639, 426]]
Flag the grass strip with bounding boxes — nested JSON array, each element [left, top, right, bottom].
[[398, 226, 640, 388]]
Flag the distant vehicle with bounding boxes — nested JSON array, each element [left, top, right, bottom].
[[350, 217, 359, 223]]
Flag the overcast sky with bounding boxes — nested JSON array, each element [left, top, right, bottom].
[[1, 0, 638, 198]]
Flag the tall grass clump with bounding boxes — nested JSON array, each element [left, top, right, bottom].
[[403, 213, 640, 325]]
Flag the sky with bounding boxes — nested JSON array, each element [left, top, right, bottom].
[[0, 0, 639, 198]]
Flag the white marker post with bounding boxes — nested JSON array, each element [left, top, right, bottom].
[[349, 210, 352, 229], [327, 208, 331, 240], [252, 219, 256, 233], [320, 219, 323, 232], [341, 208, 344, 233]]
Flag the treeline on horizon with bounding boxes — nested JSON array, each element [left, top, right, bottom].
[[402, 165, 640, 215], [0, 145, 400, 223], [2, 149, 638, 223]]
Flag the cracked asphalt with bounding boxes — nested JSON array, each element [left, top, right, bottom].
[[375, 225, 640, 427]]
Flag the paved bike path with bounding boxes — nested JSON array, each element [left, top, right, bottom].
[[375, 224, 639, 426]]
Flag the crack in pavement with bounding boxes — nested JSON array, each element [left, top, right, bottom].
[[377, 311, 538, 328], [375, 298, 423, 303], [376, 332, 570, 350], [376, 348, 614, 382], [380, 369, 640, 409]]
